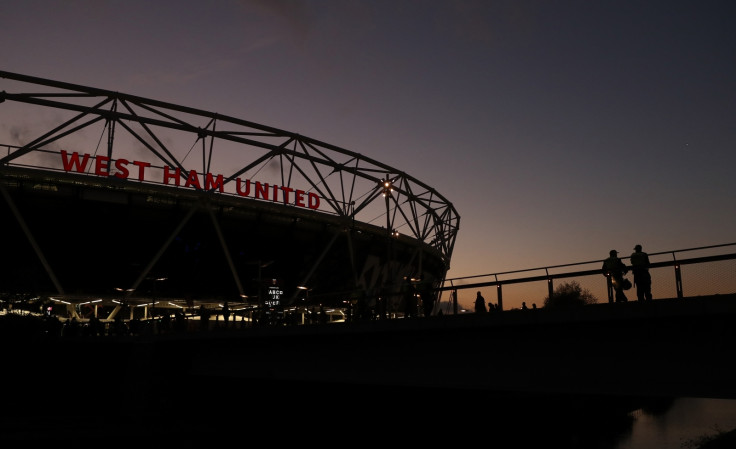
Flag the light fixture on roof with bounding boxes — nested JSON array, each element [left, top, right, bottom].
[[381, 178, 393, 197]]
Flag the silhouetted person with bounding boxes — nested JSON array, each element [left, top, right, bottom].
[[474, 291, 487, 313], [602, 249, 629, 302], [222, 301, 231, 325], [199, 305, 210, 331], [630, 244, 653, 301], [44, 315, 63, 338], [63, 317, 80, 337], [174, 310, 187, 332], [87, 315, 100, 337], [159, 313, 171, 333], [113, 315, 127, 337], [129, 317, 141, 336], [522, 302, 529, 310]]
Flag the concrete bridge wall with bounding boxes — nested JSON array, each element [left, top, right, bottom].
[[163, 294, 736, 400]]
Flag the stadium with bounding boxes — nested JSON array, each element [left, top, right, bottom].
[[0, 71, 459, 324]]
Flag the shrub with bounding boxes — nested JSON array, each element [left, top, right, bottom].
[[544, 281, 598, 308]]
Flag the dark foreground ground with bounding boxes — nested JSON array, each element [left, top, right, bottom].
[[0, 379, 664, 449], [3, 382, 733, 449], [3, 297, 736, 448]]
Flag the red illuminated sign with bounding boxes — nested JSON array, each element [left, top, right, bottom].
[[60, 151, 320, 209]]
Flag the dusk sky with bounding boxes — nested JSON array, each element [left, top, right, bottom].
[[2, 0, 735, 308]]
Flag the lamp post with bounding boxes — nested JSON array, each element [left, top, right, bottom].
[[380, 177, 394, 319], [350, 201, 356, 228], [382, 178, 392, 230], [297, 285, 311, 324], [147, 276, 167, 321]]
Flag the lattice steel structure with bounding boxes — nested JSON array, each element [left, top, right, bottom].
[[0, 71, 459, 315]]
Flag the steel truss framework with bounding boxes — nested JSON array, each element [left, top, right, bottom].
[[0, 71, 459, 307]]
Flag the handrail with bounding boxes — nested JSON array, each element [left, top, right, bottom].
[[439, 251, 736, 292], [443, 243, 736, 284]]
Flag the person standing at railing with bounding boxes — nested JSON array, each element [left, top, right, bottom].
[[630, 244, 653, 301], [602, 250, 629, 302]]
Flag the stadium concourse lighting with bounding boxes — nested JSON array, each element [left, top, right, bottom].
[[297, 285, 311, 297], [136, 302, 157, 307]]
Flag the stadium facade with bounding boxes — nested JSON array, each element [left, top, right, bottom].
[[0, 71, 459, 321]]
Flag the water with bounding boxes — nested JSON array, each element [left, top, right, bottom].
[[2, 381, 735, 447], [617, 398, 736, 449], [408, 393, 736, 448]]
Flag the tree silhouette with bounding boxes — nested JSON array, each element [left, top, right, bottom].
[[544, 281, 598, 308]]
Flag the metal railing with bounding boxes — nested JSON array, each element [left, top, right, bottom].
[[439, 243, 736, 313]]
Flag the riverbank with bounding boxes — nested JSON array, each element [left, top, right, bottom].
[[693, 428, 736, 448]]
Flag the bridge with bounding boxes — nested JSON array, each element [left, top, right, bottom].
[[4, 243, 736, 401], [150, 293, 736, 400], [5, 293, 735, 401], [2, 256, 735, 445]]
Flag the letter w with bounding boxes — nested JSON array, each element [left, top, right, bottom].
[[61, 151, 91, 173]]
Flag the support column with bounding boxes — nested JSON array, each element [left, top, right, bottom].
[[496, 284, 503, 311]]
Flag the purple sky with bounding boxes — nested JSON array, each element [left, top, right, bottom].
[[2, 0, 735, 309]]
